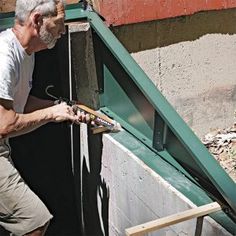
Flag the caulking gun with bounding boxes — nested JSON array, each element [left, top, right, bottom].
[[45, 85, 122, 134]]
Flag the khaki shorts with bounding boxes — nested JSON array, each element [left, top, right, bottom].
[[0, 140, 53, 236]]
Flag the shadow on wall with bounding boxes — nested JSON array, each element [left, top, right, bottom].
[[111, 8, 236, 53], [9, 35, 110, 235], [10, 36, 82, 236], [82, 128, 109, 236]]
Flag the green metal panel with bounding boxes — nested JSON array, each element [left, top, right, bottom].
[[85, 10, 236, 221], [101, 65, 154, 143]]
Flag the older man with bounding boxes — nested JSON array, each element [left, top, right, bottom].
[[0, 0, 80, 235]]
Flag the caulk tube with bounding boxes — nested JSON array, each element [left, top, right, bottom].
[[72, 104, 122, 132]]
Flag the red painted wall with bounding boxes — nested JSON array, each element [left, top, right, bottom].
[[93, 0, 236, 26]]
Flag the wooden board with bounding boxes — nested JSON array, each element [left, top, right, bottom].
[[125, 202, 221, 236]]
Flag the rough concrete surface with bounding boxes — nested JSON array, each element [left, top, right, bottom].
[[131, 33, 236, 138], [101, 133, 232, 235]]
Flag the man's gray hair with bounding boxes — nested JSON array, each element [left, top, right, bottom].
[[15, 0, 65, 23]]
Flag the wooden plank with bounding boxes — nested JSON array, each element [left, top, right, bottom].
[[125, 202, 221, 236]]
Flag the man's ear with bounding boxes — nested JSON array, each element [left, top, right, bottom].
[[31, 12, 43, 31]]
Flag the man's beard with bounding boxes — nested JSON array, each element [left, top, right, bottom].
[[39, 25, 57, 49]]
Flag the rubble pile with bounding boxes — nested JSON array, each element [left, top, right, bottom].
[[202, 123, 236, 182]]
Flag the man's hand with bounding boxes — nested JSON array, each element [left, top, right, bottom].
[[49, 102, 90, 124]]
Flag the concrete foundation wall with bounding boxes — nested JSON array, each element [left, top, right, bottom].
[[113, 9, 236, 138], [101, 133, 232, 235], [131, 34, 236, 138]]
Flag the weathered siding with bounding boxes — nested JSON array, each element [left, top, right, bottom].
[[93, 0, 236, 26]]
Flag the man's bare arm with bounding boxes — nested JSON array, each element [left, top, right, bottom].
[[0, 98, 79, 139]]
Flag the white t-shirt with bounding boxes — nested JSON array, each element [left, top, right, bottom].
[[0, 28, 34, 113]]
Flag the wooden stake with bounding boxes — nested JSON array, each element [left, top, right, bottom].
[[125, 202, 221, 236]]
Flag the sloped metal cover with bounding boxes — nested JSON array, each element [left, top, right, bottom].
[[80, 10, 236, 220]]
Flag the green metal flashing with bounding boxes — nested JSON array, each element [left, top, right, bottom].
[[0, 13, 14, 31], [65, 3, 88, 20]]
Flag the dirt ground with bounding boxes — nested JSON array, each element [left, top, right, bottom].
[[202, 123, 236, 182]]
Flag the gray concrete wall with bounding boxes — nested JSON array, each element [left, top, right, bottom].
[[100, 133, 232, 236], [112, 9, 236, 138]]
